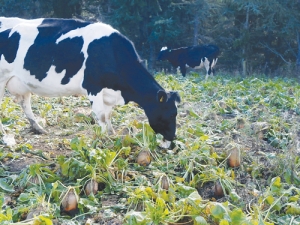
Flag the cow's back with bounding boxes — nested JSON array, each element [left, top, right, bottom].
[[186, 45, 219, 66], [23, 19, 91, 82], [0, 17, 27, 32], [194, 45, 219, 58]]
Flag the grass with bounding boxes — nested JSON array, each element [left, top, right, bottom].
[[0, 73, 300, 224]]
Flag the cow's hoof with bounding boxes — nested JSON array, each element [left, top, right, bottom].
[[29, 119, 47, 134], [32, 128, 48, 134], [159, 139, 171, 149], [31, 125, 48, 134]]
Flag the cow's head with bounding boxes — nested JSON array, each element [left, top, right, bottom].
[[144, 90, 181, 141], [157, 46, 170, 61]]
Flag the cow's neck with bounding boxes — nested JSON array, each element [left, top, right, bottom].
[[120, 61, 162, 107]]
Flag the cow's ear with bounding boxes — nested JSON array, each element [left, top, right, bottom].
[[157, 90, 168, 103]]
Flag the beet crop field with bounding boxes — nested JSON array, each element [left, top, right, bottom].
[[0, 73, 300, 225]]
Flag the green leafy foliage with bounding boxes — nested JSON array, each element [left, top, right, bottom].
[[1, 74, 300, 224]]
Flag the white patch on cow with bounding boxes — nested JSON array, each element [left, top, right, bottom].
[[39, 65, 86, 97], [0, 57, 13, 73], [161, 46, 168, 51], [0, 17, 42, 32], [6, 18, 43, 35], [88, 88, 125, 134], [56, 23, 118, 60], [7, 65, 86, 98]]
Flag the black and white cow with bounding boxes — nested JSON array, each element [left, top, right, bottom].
[[157, 45, 219, 79], [0, 17, 180, 142]]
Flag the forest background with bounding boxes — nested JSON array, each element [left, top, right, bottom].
[[1, 0, 300, 77]]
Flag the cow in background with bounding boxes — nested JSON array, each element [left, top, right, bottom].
[[0, 17, 180, 143], [157, 45, 219, 79]]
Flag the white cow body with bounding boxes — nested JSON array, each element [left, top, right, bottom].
[[0, 18, 124, 134]]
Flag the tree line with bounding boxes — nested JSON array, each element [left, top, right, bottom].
[[0, 0, 299, 77]]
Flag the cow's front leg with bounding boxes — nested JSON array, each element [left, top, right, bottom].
[[88, 92, 115, 135], [88, 88, 125, 135], [179, 65, 186, 77], [6, 77, 47, 134], [203, 57, 211, 80], [93, 105, 115, 135], [104, 106, 114, 134]]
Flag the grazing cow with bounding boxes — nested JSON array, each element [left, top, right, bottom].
[[0, 17, 180, 142], [157, 45, 219, 79]]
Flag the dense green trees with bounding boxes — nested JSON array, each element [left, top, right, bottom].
[[221, 0, 300, 75], [0, 0, 299, 76]]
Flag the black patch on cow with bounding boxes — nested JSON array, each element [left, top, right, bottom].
[[82, 32, 152, 105], [54, 37, 84, 84], [24, 18, 89, 83], [0, 29, 20, 63], [83, 36, 116, 96]]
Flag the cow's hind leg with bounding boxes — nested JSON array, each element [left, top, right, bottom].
[[203, 57, 211, 80], [6, 77, 47, 134]]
